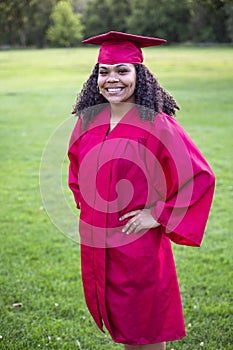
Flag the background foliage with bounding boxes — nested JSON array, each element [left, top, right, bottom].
[[46, 1, 83, 47], [0, 0, 233, 47]]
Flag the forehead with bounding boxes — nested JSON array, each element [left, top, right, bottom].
[[98, 63, 135, 69]]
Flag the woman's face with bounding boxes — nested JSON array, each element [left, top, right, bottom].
[[97, 63, 136, 104]]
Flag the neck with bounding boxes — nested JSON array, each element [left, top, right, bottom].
[[110, 102, 135, 120]]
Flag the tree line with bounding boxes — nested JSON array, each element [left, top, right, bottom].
[[0, 0, 232, 48]]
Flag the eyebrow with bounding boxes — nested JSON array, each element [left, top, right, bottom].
[[99, 64, 130, 69]]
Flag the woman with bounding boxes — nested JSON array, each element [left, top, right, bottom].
[[68, 32, 215, 350]]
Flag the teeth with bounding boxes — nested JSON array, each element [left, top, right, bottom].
[[107, 88, 122, 92]]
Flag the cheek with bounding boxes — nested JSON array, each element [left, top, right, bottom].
[[129, 78, 136, 91], [131, 80, 136, 89], [97, 76, 103, 87], [129, 73, 136, 90]]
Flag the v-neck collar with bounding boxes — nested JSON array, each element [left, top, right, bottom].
[[86, 104, 150, 139]]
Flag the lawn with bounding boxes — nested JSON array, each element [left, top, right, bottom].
[[0, 46, 232, 349]]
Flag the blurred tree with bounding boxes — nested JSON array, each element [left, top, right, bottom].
[[46, 0, 83, 47], [72, 0, 88, 14], [30, 0, 58, 47], [108, 0, 131, 33], [0, 0, 58, 47], [0, 0, 232, 47], [0, 0, 84, 47], [82, 0, 131, 38], [0, 0, 31, 47], [82, 0, 112, 37], [127, 0, 191, 42], [225, 2, 233, 42], [189, 0, 232, 43]]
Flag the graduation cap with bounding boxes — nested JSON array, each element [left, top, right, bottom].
[[82, 31, 167, 64]]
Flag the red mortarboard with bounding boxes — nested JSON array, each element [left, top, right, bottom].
[[82, 31, 167, 64]]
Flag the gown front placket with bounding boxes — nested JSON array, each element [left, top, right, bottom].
[[88, 119, 122, 335]]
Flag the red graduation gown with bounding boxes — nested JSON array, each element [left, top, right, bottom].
[[68, 106, 215, 345]]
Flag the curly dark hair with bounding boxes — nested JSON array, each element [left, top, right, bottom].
[[72, 64, 180, 129]]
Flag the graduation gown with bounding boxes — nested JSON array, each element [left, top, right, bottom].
[[68, 106, 215, 345]]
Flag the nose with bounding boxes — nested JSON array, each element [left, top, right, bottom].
[[106, 74, 119, 83], [106, 77, 119, 83]]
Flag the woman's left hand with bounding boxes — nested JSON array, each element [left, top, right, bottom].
[[119, 209, 160, 235]]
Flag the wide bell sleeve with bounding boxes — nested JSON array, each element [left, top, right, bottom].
[[68, 118, 82, 209], [147, 113, 215, 247]]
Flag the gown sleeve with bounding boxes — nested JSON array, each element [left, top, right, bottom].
[[68, 118, 82, 209], [147, 113, 215, 247]]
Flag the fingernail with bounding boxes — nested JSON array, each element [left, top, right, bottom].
[[122, 229, 125, 233], [119, 217, 122, 221]]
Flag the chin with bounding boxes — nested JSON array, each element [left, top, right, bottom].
[[107, 97, 134, 104]]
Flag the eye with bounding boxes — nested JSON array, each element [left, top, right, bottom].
[[118, 69, 128, 74], [99, 70, 108, 76]]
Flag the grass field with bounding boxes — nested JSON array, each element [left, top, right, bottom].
[[0, 46, 232, 349]]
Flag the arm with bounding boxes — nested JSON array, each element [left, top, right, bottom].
[[147, 113, 215, 246], [68, 118, 82, 209]]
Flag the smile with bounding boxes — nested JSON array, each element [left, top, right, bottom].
[[106, 87, 124, 94]]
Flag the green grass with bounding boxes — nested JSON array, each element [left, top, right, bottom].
[[0, 46, 232, 349]]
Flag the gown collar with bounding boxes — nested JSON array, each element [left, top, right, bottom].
[[85, 104, 151, 139]]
